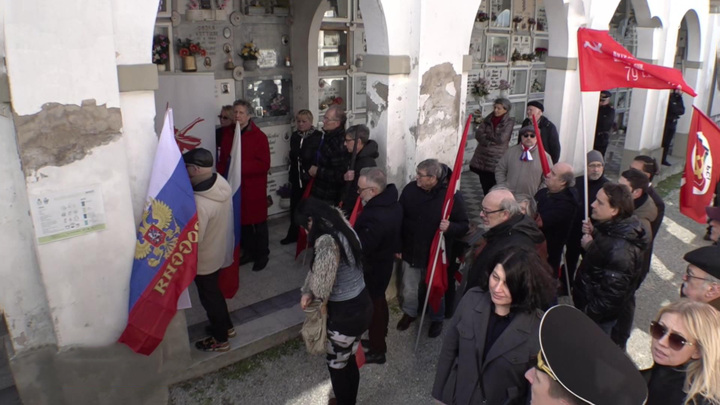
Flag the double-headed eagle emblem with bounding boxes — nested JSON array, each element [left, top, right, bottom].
[[135, 199, 180, 267]]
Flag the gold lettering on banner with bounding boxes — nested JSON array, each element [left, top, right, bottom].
[[152, 219, 199, 296]]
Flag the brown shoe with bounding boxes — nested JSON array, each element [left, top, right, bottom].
[[396, 313, 416, 331]]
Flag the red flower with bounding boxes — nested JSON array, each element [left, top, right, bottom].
[[334, 97, 344, 104], [200, 49, 207, 57], [189, 44, 199, 54], [179, 48, 190, 57]]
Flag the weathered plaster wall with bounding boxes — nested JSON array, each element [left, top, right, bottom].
[[4, 0, 139, 348]]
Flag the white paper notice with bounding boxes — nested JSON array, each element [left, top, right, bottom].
[[30, 185, 107, 244]]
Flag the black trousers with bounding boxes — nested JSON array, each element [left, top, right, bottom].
[[283, 184, 305, 240], [477, 170, 496, 196], [195, 271, 233, 342], [611, 294, 635, 350], [367, 295, 389, 354], [593, 132, 610, 157], [241, 222, 269, 260], [661, 120, 678, 161]]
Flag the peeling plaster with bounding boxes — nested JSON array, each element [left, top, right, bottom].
[[14, 99, 122, 176], [367, 81, 389, 129], [417, 63, 461, 144]]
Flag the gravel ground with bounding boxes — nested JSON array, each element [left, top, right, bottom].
[[169, 182, 710, 405]]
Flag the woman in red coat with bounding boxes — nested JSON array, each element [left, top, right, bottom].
[[234, 100, 271, 271]]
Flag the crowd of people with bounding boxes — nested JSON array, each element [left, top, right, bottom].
[[187, 98, 720, 404]]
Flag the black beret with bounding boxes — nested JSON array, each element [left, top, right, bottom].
[[527, 100, 544, 112], [183, 148, 214, 168], [684, 246, 720, 279], [538, 305, 647, 405], [600, 90, 612, 99]]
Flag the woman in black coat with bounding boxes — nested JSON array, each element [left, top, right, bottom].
[[642, 300, 720, 405], [281, 109, 323, 244], [432, 246, 556, 405]]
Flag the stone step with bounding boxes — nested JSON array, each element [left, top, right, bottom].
[[169, 304, 304, 385]]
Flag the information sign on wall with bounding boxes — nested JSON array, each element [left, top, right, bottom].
[[30, 186, 107, 244]]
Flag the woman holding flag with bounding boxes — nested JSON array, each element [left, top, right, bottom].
[[297, 197, 372, 405]]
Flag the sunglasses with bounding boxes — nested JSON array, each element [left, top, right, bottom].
[[521, 133, 536, 138], [649, 321, 694, 350]]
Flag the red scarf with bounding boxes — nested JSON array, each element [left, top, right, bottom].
[[491, 114, 504, 129]]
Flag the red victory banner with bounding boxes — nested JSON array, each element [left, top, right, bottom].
[[680, 107, 720, 223], [577, 28, 696, 97]]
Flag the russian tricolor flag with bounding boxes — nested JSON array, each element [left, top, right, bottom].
[[119, 109, 199, 355], [218, 122, 242, 298]]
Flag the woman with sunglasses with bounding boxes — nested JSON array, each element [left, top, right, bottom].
[[433, 246, 556, 405], [469, 98, 515, 195], [215, 105, 236, 176], [643, 299, 720, 405]]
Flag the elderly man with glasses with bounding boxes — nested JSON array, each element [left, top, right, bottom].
[[462, 188, 545, 295], [495, 125, 553, 198], [681, 246, 720, 311]]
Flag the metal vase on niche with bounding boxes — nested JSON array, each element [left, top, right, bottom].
[[243, 59, 258, 71], [182, 56, 197, 72]]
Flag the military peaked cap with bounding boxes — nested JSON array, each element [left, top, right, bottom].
[[538, 305, 648, 405]]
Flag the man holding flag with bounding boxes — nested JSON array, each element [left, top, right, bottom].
[[184, 148, 235, 352], [397, 159, 468, 338]]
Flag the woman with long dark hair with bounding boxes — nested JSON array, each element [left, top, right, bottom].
[[296, 197, 373, 405], [433, 246, 556, 405]]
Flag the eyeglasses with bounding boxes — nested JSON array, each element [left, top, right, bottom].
[[521, 133, 536, 138], [481, 206, 504, 216], [218, 115, 232, 120], [357, 186, 375, 194], [415, 172, 434, 179], [685, 266, 715, 283], [649, 321, 694, 350], [323, 116, 339, 122], [344, 138, 355, 143]]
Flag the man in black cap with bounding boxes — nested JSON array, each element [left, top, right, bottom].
[[682, 246, 720, 311], [496, 125, 553, 198], [593, 90, 615, 156], [564, 150, 609, 290], [661, 89, 685, 166], [525, 305, 648, 404], [522, 100, 561, 164], [183, 148, 235, 352]]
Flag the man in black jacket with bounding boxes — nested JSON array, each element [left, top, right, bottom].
[[340, 124, 379, 215], [353, 167, 402, 364], [573, 183, 649, 341], [535, 162, 579, 276], [661, 89, 685, 166], [594, 90, 615, 156], [464, 188, 546, 294], [564, 150, 609, 288], [522, 101, 561, 164], [397, 159, 469, 338], [309, 105, 349, 205], [630, 155, 665, 237]]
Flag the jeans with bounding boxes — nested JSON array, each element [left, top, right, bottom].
[[400, 261, 445, 322]]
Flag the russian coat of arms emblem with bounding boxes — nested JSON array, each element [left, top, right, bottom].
[[135, 198, 180, 267]]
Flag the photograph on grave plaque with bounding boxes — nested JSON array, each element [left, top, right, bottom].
[[487, 35, 510, 64], [510, 69, 528, 96], [244, 77, 292, 118], [318, 76, 348, 112], [490, 0, 511, 28]]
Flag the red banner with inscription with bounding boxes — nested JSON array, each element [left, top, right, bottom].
[[577, 28, 696, 96], [680, 107, 720, 223]]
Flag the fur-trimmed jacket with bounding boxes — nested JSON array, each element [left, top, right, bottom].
[[301, 230, 366, 303]]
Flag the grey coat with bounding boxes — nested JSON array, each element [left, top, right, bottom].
[[469, 113, 515, 173], [432, 288, 541, 405]]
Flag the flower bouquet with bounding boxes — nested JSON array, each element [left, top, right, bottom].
[[472, 78, 490, 102], [152, 35, 169, 69], [177, 38, 206, 71], [240, 42, 260, 60]]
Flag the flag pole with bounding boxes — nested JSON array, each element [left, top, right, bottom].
[[414, 201, 450, 352]]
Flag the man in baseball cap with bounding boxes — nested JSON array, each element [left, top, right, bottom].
[[525, 305, 647, 404], [682, 246, 720, 311]]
